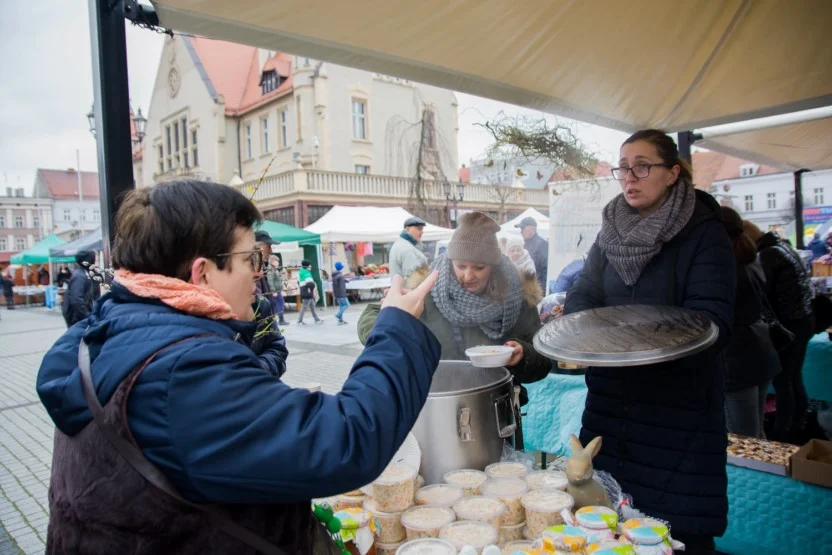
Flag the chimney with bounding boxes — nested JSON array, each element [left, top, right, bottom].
[[68, 168, 76, 173], [5, 187, 11, 197], [15, 188, 24, 198]]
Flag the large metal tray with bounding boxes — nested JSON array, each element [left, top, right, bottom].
[[533, 305, 719, 367]]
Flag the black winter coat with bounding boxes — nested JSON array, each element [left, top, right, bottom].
[[565, 190, 736, 538], [524, 233, 549, 290], [62, 268, 93, 327], [332, 271, 347, 298], [723, 263, 780, 391], [756, 232, 813, 323]]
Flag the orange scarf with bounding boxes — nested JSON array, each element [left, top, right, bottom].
[[114, 269, 238, 320]]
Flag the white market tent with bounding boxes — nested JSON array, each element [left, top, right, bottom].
[[153, 0, 832, 171], [498, 208, 550, 239], [304, 206, 455, 243]]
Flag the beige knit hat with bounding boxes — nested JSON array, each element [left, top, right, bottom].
[[447, 211, 502, 265]]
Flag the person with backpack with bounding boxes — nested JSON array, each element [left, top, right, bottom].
[[297, 259, 322, 325]]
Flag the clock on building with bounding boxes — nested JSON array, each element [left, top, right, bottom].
[[168, 67, 181, 98]]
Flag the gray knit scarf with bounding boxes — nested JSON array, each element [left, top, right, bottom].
[[431, 254, 523, 340], [598, 178, 696, 286]]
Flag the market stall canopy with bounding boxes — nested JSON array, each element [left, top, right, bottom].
[[49, 228, 103, 258], [257, 220, 320, 245], [304, 206, 455, 243], [11, 235, 73, 265], [153, 0, 832, 136], [499, 208, 550, 238]]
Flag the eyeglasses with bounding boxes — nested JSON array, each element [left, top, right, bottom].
[[216, 249, 264, 271], [611, 163, 672, 180]]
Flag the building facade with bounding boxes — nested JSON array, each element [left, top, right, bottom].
[[32, 169, 100, 240], [0, 188, 53, 258]]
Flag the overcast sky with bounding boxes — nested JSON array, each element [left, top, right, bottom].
[[0, 0, 628, 195]]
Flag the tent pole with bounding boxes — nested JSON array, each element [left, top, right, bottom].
[[794, 169, 808, 249]]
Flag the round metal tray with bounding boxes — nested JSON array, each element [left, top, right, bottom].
[[533, 305, 719, 367]]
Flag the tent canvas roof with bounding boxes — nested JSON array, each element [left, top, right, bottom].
[[11, 235, 73, 265], [304, 206, 454, 243], [49, 228, 103, 258], [257, 220, 320, 245]]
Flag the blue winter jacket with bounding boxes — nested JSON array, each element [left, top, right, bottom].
[[37, 283, 441, 504]]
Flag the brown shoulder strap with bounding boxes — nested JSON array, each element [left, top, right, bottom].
[[78, 340, 291, 555]]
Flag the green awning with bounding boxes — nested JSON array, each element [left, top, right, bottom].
[[10, 234, 75, 265], [256, 220, 320, 245]]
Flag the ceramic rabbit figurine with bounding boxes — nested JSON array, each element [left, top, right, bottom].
[[566, 434, 612, 510]]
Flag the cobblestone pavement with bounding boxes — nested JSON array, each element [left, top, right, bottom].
[[0, 302, 369, 554]]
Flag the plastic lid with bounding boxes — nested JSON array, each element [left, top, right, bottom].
[[439, 521, 498, 550], [481, 478, 528, 499], [520, 490, 574, 512], [575, 506, 618, 531], [415, 484, 465, 507], [485, 462, 530, 479], [395, 538, 458, 555], [586, 541, 636, 554], [334, 507, 370, 530], [363, 497, 403, 516], [401, 506, 456, 531], [375, 462, 418, 486], [541, 525, 588, 552], [443, 469, 488, 488], [523, 470, 568, 491], [621, 518, 668, 545], [452, 496, 507, 522]]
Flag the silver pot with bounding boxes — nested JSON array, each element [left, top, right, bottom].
[[411, 361, 516, 485]]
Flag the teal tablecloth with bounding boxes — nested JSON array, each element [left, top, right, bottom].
[[804, 333, 832, 403]]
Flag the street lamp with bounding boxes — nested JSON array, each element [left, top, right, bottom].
[[443, 180, 465, 228], [87, 105, 96, 137], [86, 104, 146, 144]]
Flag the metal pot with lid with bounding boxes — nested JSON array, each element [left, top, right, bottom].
[[411, 361, 516, 485]]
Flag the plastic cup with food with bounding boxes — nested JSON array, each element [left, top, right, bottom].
[[484, 462, 529, 480], [465, 346, 514, 368], [443, 469, 488, 496], [498, 521, 526, 544], [452, 496, 507, 529], [574, 506, 618, 543], [501, 540, 535, 555], [540, 524, 589, 553], [373, 463, 418, 512], [365, 497, 407, 544], [376, 540, 406, 555], [415, 484, 465, 508], [520, 490, 574, 538], [523, 470, 568, 492], [395, 538, 459, 555], [401, 506, 456, 540], [480, 478, 529, 526], [438, 521, 498, 554]]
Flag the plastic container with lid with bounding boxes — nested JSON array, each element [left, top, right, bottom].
[[334, 507, 376, 555], [376, 540, 405, 555], [365, 497, 407, 544], [484, 462, 529, 480], [438, 521, 498, 554], [498, 521, 526, 544], [480, 478, 528, 526], [452, 496, 507, 529], [395, 538, 459, 555], [336, 493, 369, 512], [443, 469, 489, 496], [586, 540, 636, 554], [520, 490, 574, 537], [501, 540, 535, 555], [415, 484, 465, 508], [620, 519, 672, 555], [523, 470, 568, 492], [373, 463, 418, 512], [574, 507, 618, 542], [401, 506, 456, 540], [540, 524, 588, 553]]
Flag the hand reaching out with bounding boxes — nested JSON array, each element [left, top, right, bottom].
[[381, 271, 439, 319]]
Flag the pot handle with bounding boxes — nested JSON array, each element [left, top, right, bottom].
[[458, 407, 474, 442], [494, 394, 517, 439]]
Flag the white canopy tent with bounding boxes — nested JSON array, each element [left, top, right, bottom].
[[498, 208, 550, 239], [304, 206, 455, 243]]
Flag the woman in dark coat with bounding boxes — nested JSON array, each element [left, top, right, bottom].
[[565, 130, 736, 555], [719, 207, 780, 439]]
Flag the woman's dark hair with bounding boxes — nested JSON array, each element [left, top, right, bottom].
[[623, 129, 693, 184], [719, 206, 757, 265], [112, 179, 262, 281]]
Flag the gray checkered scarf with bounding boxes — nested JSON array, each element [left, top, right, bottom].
[[598, 178, 696, 286], [430, 254, 523, 340]]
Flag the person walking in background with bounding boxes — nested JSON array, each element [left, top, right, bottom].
[[297, 259, 322, 325], [1, 272, 14, 310], [516, 217, 548, 292], [505, 235, 537, 277], [38, 266, 50, 286], [253, 231, 275, 298], [807, 232, 830, 263], [56, 265, 72, 287], [266, 254, 288, 326], [62, 251, 96, 327], [332, 261, 350, 325], [389, 216, 428, 280], [719, 207, 781, 439]]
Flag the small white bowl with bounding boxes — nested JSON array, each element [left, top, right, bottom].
[[465, 345, 514, 368]]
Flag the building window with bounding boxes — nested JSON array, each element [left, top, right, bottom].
[[815, 188, 825, 205], [16, 238, 26, 251], [304, 57, 310, 67], [63, 209, 71, 222], [182, 118, 189, 168], [307, 205, 333, 226], [191, 128, 199, 167], [14, 216, 23, 228], [264, 206, 295, 226], [173, 121, 180, 167], [262, 117, 270, 154], [33, 216, 39, 228], [355, 165, 370, 175], [767, 193, 776, 210], [744, 195, 754, 212], [260, 71, 280, 95], [296, 97, 303, 142], [739, 164, 758, 178], [352, 99, 367, 140], [157, 144, 164, 174], [0, 215, 4, 227], [245, 124, 252, 159], [165, 125, 172, 170], [93, 208, 100, 221], [279, 109, 288, 148], [0, 239, 5, 251]]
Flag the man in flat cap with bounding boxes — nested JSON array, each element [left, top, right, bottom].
[[516, 216, 548, 292], [389, 216, 428, 280]]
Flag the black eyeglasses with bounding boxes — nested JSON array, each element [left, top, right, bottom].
[[216, 250, 264, 271], [611, 163, 672, 180]]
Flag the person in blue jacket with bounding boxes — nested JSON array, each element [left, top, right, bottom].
[[36, 179, 441, 554]]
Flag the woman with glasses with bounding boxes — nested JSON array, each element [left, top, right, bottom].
[[36, 179, 441, 554], [565, 130, 736, 555]]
